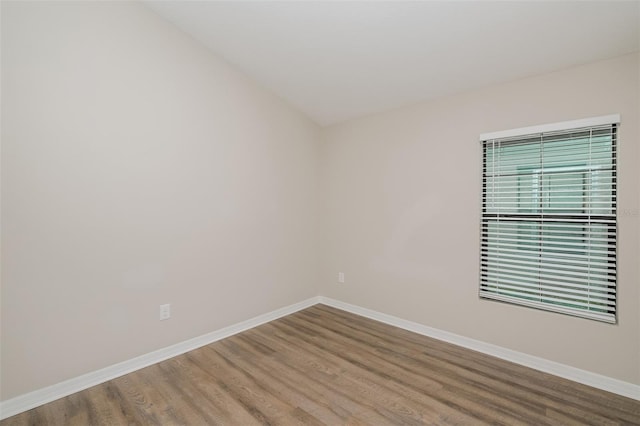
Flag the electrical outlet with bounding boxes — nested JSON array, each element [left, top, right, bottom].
[[338, 272, 345, 283], [159, 303, 171, 320]]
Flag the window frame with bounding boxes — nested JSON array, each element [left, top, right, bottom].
[[479, 115, 619, 323]]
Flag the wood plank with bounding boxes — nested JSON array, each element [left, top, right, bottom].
[[306, 305, 640, 423], [2, 304, 639, 425]]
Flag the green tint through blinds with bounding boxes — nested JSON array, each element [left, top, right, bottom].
[[480, 124, 617, 323]]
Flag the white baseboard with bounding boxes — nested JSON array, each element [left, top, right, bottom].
[[3, 295, 638, 420], [0, 296, 322, 420], [318, 297, 640, 401]]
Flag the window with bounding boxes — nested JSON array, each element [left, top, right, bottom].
[[480, 115, 618, 323]]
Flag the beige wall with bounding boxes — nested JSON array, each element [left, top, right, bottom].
[[321, 54, 640, 385], [1, 1, 321, 399]]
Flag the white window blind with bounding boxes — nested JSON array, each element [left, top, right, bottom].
[[480, 116, 618, 323]]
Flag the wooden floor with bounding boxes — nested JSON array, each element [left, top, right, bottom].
[[2, 305, 639, 425]]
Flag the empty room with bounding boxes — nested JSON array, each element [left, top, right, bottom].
[[1, 0, 639, 424]]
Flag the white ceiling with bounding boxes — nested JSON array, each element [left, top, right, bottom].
[[146, 1, 640, 126]]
